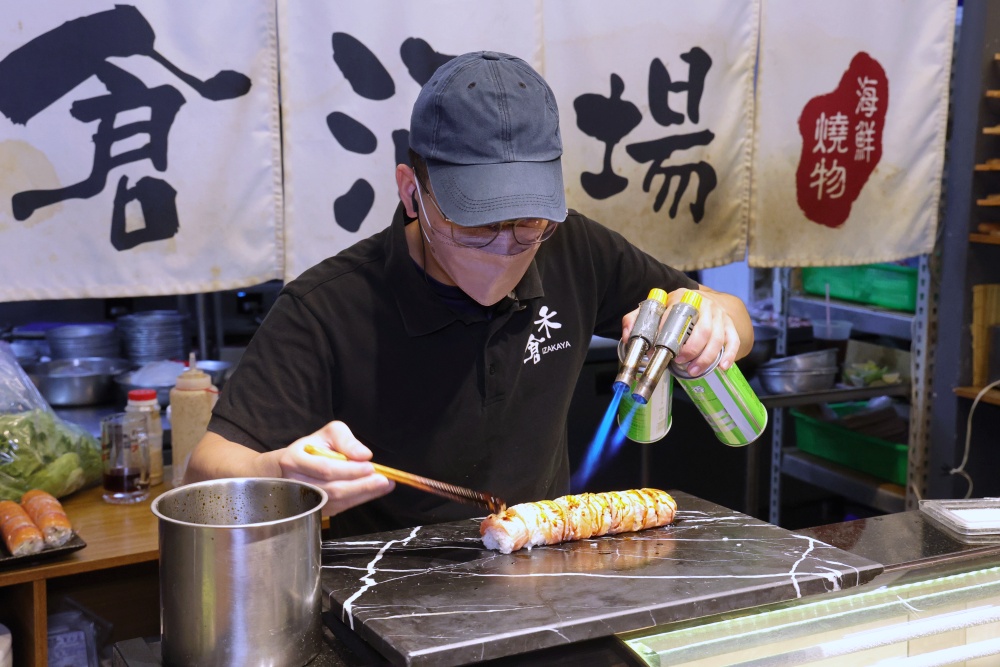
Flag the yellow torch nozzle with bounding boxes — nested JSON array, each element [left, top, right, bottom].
[[647, 288, 668, 305], [681, 289, 702, 310]]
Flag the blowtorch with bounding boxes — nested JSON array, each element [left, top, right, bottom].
[[630, 290, 703, 404], [612, 288, 668, 393]]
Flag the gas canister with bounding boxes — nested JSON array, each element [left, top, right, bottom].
[[615, 343, 673, 443], [670, 351, 767, 446]]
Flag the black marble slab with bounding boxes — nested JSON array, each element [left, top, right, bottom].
[[320, 491, 883, 667]]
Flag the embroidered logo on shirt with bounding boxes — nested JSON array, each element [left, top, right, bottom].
[[523, 305, 570, 364]]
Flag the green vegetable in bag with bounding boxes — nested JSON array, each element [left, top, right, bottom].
[[0, 410, 101, 501], [0, 342, 103, 501]]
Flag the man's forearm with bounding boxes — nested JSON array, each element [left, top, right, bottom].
[[184, 431, 284, 483]]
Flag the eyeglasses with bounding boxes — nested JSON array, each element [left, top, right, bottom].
[[418, 182, 559, 250]]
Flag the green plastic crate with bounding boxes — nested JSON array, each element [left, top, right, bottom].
[[790, 402, 908, 485], [801, 264, 918, 313]]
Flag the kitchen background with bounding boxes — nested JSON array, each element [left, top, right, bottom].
[[3, 0, 995, 531]]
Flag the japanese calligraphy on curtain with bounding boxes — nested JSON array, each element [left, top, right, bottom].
[[0, 1, 281, 301]]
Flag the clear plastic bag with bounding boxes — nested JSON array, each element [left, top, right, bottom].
[[0, 342, 102, 501], [47, 610, 99, 667]]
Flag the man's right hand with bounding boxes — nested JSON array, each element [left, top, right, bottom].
[[185, 421, 394, 517], [278, 421, 395, 516]]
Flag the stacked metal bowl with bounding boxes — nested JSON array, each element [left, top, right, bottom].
[[756, 349, 838, 394], [118, 311, 188, 364], [45, 324, 120, 359]]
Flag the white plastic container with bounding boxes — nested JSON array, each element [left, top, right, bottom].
[[126, 388, 163, 486], [920, 499, 1000, 544], [169, 353, 218, 486]]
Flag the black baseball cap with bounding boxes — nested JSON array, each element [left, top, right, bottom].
[[409, 51, 568, 227]]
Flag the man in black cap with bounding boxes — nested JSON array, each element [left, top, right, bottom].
[[187, 52, 753, 537]]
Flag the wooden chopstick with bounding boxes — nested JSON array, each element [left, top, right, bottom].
[[303, 445, 506, 513]]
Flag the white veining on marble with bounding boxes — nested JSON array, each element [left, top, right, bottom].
[[366, 605, 547, 622], [788, 534, 824, 597], [325, 564, 437, 574], [341, 525, 422, 630], [813, 566, 844, 592], [815, 555, 861, 589], [456, 570, 829, 582]]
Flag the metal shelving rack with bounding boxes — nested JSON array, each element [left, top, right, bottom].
[[928, 0, 1000, 501], [766, 259, 936, 525]]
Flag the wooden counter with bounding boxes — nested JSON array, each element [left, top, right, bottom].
[[0, 479, 173, 667]]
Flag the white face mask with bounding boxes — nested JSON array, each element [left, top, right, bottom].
[[415, 185, 539, 306]]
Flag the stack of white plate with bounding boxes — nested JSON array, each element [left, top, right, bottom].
[[118, 311, 188, 364], [45, 324, 120, 360]]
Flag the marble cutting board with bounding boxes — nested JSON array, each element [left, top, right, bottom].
[[321, 491, 882, 666]]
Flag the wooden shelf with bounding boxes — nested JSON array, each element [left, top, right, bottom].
[[0, 469, 329, 665], [987, 90, 1000, 98], [975, 160, 1000, 170], [954, 386, 1000, 406], [984, 126, 1000, 135], [976, 195, 1000, 205], [970, 233, 1000, 244], [0, 478, 172, 666]]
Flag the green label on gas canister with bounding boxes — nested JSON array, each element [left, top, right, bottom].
[[671, 361, 766, 446]]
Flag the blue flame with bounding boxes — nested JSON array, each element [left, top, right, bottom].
[[609, 402, 639, 457], [570, 384, 626, 492]]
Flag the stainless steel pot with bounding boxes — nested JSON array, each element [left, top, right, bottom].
[[152, 478, 327, 667]]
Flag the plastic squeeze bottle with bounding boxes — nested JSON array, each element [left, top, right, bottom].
[[169, 353, 218, 486], [126, 388, 163, 485]]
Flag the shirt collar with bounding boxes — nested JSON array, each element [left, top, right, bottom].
[[384, 203, 543, 336]]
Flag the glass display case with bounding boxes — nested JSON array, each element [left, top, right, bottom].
[[621, 563, 1000, 665]]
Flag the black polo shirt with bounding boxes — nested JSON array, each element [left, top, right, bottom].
[[209, 204, 696, 537]]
